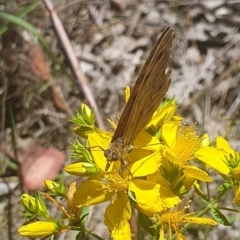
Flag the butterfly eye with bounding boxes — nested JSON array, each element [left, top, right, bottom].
[[104, 149, 119, 161], [112, 152, 120, 161]]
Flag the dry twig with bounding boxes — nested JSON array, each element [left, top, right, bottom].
[[43, 0, 104, 128]]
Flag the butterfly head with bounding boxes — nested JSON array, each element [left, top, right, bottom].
[[104, 137, 133, 171]]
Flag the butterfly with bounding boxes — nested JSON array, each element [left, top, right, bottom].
[[104, 26, 173, 171]]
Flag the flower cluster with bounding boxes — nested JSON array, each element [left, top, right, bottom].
[[18, 99, 240, 240]]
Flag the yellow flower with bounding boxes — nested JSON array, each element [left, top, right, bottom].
[[18, 221, 58, 238], [73, 130, 180, 239], [162, 122, 202, 164], [74, 173, 179, 239], [161, 121, 229, 181], [154, 202, 217, 240]]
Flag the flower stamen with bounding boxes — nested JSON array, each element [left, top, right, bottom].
[[173, 124, 202, 162], [100, 173, 128, 193]]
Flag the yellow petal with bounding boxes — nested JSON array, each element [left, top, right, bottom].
[[74, 178, 114, 207], [18, 221, 57, 238], [133, 130, 160, 151], [183, 166, 212, 182], [129, 179, 180, 216], [126, 131, 160, 166], [131, 150, 162, 177], [195, 147, 230, 175], [216, 136, 235, 155], [161, 121, 179, 149], [104, 192, 131, 240], [147, 100, 181, 128], [88, 131, 119, 172], [201, 133, 210, 146], [147, 171, 169, 188], [185, 216, 217, 226], [164, 151, 180, 166]]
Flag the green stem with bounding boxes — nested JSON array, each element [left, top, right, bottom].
[[218, 207, 239, 213]]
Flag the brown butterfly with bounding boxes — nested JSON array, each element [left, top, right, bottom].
[[104, 26, 173, 171]]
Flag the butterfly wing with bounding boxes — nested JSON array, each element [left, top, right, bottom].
[[111, 26, 173, 145]]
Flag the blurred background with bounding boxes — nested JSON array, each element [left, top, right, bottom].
[[1, 0, 240, 239]]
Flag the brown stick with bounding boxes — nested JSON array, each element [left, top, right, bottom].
[[43, 0, 104, 128]]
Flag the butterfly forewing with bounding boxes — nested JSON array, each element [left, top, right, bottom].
[[112, 26, 173, 146]]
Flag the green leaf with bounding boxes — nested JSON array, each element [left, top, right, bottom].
[[138, 212, 155, 236], [211, 208, 231, 226], [217, 182, 232, 193], [0, 0, 41, 35]]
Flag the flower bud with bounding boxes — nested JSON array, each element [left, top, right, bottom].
[[65, 162, 99, 176], [44, 180, 67, 196], [21, 194, 48, 216], [18, 221, 58, 238]]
